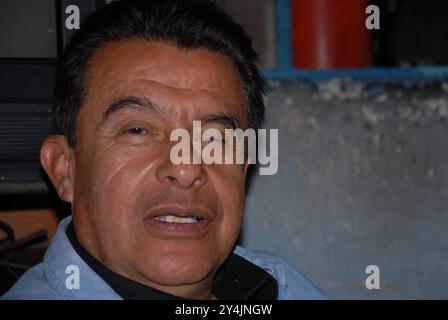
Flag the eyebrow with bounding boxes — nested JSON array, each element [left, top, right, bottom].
[[198, 114, 243, 130], [99, 95, 243, 130], [100, 96, 161, 125]]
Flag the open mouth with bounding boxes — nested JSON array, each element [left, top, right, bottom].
[[153, 214, 205, 224], [143, 205, 213, 238]]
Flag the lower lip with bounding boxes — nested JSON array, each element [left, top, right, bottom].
[[143, 217, 212, 238]]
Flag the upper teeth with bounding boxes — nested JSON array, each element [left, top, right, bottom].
[[154, 215, 201, 224]]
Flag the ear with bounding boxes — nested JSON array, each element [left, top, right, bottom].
[[40, 135, 75, 203]]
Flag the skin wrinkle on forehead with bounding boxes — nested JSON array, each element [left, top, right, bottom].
[[88, 42, 243, 89], [133, 77, 237, 104], [125, 45, 243, 86], [85, 41, 247, 123], [120, 77, 243, 114], [131, 74, 251, 128], [131, 63, 241, 88], [127, 71, 246, 122]]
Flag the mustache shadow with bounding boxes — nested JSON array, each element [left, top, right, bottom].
[[134, 189, 219, 215]]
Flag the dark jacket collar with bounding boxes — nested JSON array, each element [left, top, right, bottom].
[[66, 221, 278, 300]]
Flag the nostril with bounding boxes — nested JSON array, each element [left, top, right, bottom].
[[166, 175, 177, 183], [156, 161, 207, 189]]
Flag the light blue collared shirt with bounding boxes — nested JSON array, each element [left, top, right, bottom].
[[2, 216, 326, 300]]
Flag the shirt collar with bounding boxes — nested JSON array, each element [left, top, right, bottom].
[[42, 217, 121, 299], [66, 221, 278, 300]]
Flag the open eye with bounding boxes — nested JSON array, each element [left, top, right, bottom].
[[201, 129, 227, 145], [207, 136, 225, 144], [124, 127, 148, 135]]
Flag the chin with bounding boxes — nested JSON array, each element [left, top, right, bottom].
[[137, 251, 216, 287]]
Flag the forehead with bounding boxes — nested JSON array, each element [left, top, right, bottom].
[[83, 40, 246, 119]]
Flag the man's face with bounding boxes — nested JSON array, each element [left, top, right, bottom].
[[67, 41, 249, 296]]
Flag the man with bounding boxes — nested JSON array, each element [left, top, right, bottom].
[[2, 0, 325, 300]]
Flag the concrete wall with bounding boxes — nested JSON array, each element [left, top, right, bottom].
[[241, 79, 448, 299]]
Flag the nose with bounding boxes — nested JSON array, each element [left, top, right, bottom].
[[155, 152, 207, 190]]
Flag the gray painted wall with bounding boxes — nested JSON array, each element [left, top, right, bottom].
[[241, 79, 448, 299]]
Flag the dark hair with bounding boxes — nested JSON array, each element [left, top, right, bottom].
[[54, 0, 266, 147]]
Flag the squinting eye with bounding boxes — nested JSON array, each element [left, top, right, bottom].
[[124, 127, 148, 135], [207, 136, 225, 144]]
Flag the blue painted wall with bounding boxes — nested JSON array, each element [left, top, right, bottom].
[[241, 79, 448, 299]]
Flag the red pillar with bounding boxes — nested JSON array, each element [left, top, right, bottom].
[[292, 0, 372, 69]]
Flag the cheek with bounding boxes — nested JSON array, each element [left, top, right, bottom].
[[211, 166, 246, 229], [74, 145, 149, 216]]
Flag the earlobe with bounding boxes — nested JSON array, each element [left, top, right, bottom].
[[40, 135, 74, 203]]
